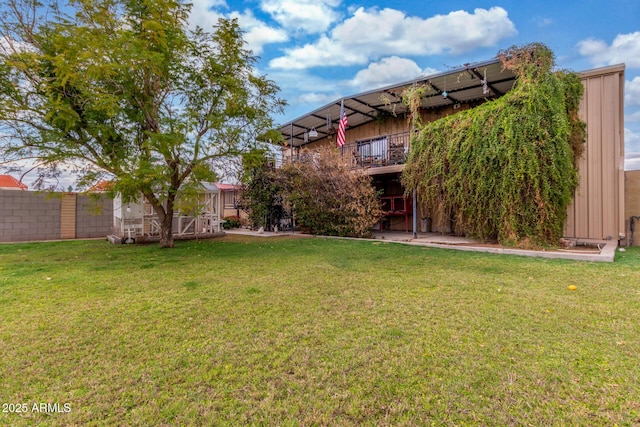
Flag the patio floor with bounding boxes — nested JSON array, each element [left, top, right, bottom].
[[225, 229, 618, 262]]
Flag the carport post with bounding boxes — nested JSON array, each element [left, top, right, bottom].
[[413, 190, 417, 238]]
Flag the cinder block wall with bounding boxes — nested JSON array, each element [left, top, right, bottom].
[[0, 190, 113, 242], [625, 170, 640, 246], [0, 190, 62, 242], [75, 195, 113, 238]]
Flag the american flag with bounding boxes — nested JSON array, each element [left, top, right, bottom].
[[337, 99, 348, 147]]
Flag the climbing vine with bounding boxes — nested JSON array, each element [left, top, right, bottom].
[[402, 43, 586, 247]]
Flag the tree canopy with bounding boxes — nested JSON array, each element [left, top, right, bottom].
[[402, 43, 585, 247], [0, 0, 285, 247]]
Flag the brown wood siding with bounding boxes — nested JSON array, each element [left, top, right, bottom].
[[60, 193, 77, 239], [565, 65, 625, 240]]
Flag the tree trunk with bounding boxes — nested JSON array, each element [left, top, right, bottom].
[[159, 193, 176, 248], [144, 192, 176, 248], [159, 212, 174, 248]]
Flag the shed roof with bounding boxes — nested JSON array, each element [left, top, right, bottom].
[[0, 174, 28, 190], [278, 57, 517, 147], [201, 182, 220, 193], [215, 182, 240, 191]]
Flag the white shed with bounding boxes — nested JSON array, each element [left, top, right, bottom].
[[113, 183, 223, 242]]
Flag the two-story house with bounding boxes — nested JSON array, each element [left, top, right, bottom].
[[278, 57, 625, 242]]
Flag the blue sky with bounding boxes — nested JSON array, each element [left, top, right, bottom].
[[191, 0, 640, 169]]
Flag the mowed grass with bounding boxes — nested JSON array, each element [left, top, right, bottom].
[[1, 235, 639, 426]]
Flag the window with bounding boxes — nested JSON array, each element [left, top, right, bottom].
[[223, 190, 237, 208], [358, 137, 386, 157]]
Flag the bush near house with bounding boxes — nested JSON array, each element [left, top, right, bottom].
[[238, 151, 286, 230], [279, 147, 383, 237], [222, 215, 241, 229]]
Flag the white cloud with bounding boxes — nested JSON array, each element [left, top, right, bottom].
[[627, 127, 640, 150], [297, 92, 340, 106], [626, 110, 640, 123], [577, 32, 640, 68], [626, 76, 640, 107], [269, 7, 517, 70], [625, 128, 640, 170], [350, 56, 438, 91], [188, 0, 226, 30], [188, 1, 288, 55], [1, 35, 33, 55], [533, 16, 553, 27], [228, 10, 289, 55], [260, 0, 341, 34]]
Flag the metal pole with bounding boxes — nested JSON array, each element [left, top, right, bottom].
[[412, 190, 417, 238]]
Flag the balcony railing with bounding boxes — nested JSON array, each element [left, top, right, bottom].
[[341, 131, 410, 168], [281, 131, 411, 169]]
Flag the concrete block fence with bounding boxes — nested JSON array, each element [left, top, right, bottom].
[[0, 190, 113, 243]]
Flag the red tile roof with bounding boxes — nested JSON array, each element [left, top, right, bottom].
[[215, 182, 240, 191], [87, 180, 114, 192], [0, 174, 27, 190]]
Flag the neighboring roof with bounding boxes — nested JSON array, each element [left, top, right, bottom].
[[201, 182, 220, 192], [87, 180, 114, 192], [0, 174, 28, 190], [278, 57, 517, 147], [215, 182, 240, 191]]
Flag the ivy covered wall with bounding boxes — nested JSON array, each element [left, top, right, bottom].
[[402, 44, 586, 247]]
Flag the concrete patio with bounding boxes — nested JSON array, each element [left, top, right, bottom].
[[225, 229, 618, 262]]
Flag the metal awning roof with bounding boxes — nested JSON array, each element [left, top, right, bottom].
[[278, 57, 517, 147]]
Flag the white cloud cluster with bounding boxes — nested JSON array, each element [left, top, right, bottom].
[[350, 56, 438, 90], [188, 0, 226, 30], [188, 0, 342, 55], [188, 0, 288, 55], [269, 7, 517, 70], [577, 31, 640, 68], [260, 0, 341, 34], [228, 9, 289, 55]]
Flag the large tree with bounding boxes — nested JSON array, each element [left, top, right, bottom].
[[0, 0, 285, 247]]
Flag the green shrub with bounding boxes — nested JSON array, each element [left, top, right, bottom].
[[222, 215, 241, 229], [237, 150, 285, 229]]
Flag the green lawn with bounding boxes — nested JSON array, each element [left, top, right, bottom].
[[1, 236, 639, 426]]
